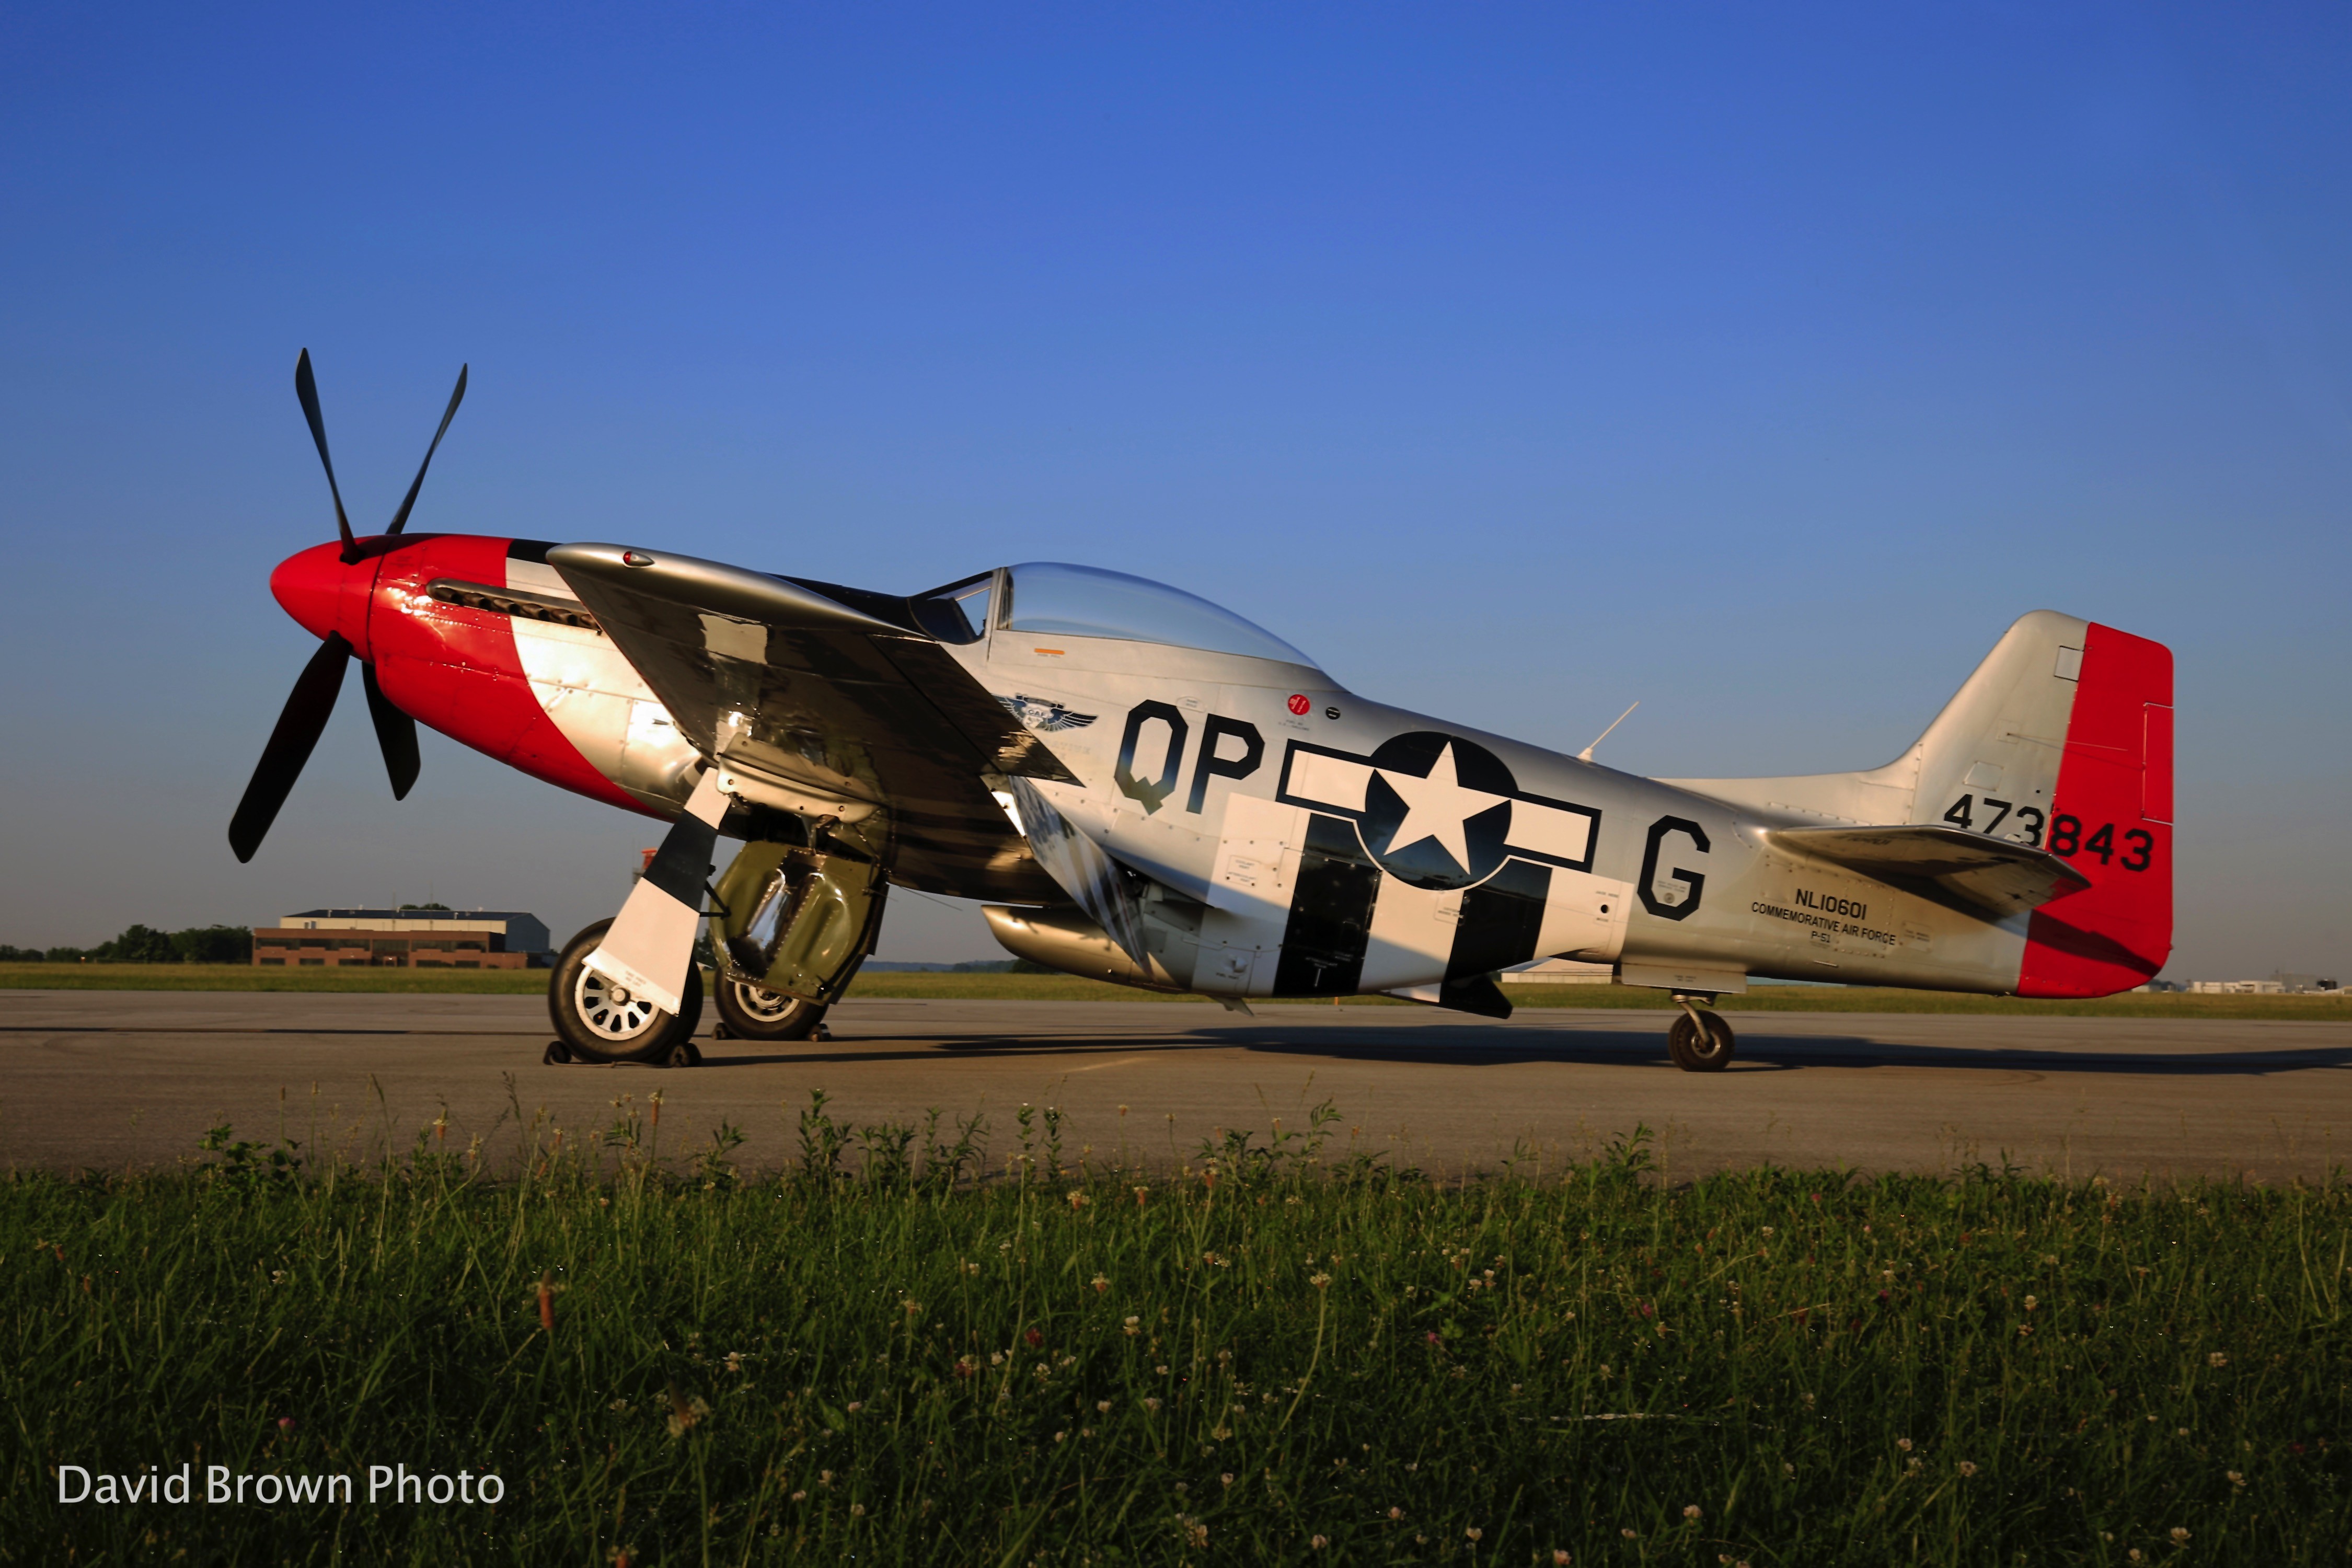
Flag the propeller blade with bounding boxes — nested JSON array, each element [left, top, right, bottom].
[[361, 662, 421, 800], [384, 364, 468, 536], [227, 633, 353, 863], [294, 349, 358, 560]]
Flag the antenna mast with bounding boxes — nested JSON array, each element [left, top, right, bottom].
[[1577, 701, 1639, 763]]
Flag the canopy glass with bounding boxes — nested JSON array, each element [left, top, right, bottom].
[[1000, 562, 1316, 666]]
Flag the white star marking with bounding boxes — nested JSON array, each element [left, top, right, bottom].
[[1377, 742, 1506, 873]]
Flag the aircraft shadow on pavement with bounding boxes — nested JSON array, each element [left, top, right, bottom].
[[1232, 1028, 2352, 1076], [697, 1023, 2352, 1078]]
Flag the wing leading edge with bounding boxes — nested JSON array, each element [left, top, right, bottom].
[[548, 543, 1068, 901]]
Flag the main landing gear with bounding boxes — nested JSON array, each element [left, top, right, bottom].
[[1666, 993, 1736, 1072], [546, 917, 705, 1066], [712, 977, 829, 1043]]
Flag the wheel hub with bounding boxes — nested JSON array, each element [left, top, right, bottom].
[[729, 981, 795, 1022], [575, 969, 660, 1042]]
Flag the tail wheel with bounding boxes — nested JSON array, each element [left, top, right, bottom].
[[548, 918, 704, 1064], [1667, 1008, 1736, 1072], [713, 977, 828, 1042]]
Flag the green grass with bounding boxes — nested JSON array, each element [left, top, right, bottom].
[[0, 962, 550, 994], [7, 1099, 2346, 1565], [4, 962, 2342, 1020]]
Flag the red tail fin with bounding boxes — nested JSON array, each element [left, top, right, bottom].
[[2017, 622, 2173, 997]]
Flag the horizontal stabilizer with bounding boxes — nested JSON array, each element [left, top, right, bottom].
[[1769, 824, 2089, 919]]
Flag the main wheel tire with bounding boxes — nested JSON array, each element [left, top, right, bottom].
[[1667, 1009, 1736, 1072], [713, 977, 828, 1042], [548, 918, 705, 1065]]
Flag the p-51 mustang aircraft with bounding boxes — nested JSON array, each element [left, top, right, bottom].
[[234, 355, 2173, 1069]]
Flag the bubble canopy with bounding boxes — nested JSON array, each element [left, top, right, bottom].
[[997, 563, 1318, 667]]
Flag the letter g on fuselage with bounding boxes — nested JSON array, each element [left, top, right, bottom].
[[1639, 815, 1710, 920]]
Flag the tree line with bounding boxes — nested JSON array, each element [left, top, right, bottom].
[[0, 925, 255, 965]]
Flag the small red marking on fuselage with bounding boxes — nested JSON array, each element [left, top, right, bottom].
[[1287, 693, 1311, 716]]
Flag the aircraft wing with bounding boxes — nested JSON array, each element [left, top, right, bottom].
[[548, 543, 1068, 901], [1768, 824, 2091, 919]]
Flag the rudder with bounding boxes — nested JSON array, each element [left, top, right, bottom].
[[2016, 622, 2173, 997]]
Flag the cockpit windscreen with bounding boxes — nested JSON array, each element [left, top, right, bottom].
[[1001, 563, 1316, 666]]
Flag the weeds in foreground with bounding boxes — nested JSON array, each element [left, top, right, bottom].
[[5, 1094, 2346, 1565]]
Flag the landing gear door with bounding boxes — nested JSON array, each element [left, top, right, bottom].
[[713, 841, 886, 1005], [1535, 868, 1632, 963]]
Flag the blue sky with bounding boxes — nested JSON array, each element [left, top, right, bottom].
[[2, 3, 2344, 977]]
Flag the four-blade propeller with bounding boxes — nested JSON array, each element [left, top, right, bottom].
[[227, 350, 466, 863]]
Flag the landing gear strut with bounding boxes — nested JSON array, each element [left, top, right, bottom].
[[547, 917, 704, 1065], [1666, 993, 1735, 1072]]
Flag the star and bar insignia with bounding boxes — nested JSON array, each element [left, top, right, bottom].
[[1277, 731, 1601, 891]]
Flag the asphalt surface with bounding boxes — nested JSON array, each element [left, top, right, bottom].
[[2, 990, 2346, 1182]]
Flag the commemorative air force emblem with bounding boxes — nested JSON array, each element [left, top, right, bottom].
[[1276, 731, 1600, 891], [998, 694, 1099, 733]]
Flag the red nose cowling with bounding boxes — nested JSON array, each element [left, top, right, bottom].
[[269, 540, 376, 657]]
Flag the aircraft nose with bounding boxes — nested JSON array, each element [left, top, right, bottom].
[[269, 541, 372, 654]]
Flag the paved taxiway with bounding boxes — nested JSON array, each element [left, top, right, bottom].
[[1, 991, 2345, 1182]]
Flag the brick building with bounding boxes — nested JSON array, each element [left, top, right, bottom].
[[251, 909, 554, 970]]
